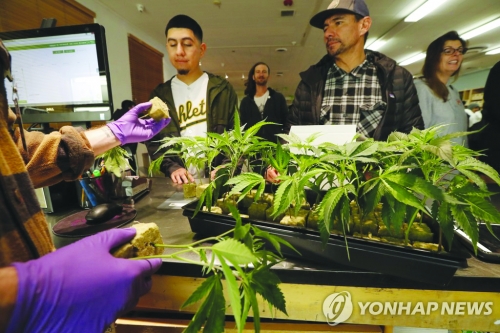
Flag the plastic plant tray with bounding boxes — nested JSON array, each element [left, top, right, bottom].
[[182, 201, 468, 286]]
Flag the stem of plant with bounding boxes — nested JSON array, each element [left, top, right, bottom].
[[154, 228, 235, 248], [438, 229, 443, 252], [133, 246, 211, 259], [436, 168, 457, 185]]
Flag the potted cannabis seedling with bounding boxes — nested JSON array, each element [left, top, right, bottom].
[[94, 146, 136, 200], [270, 125, 500, 255], [96, 146, 133, 178], [149, 135, 218, 198], [199, 112, 278, 213], [372, 126, 500, 253]]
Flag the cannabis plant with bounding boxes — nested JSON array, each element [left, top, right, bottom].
[[137, 206, 295, 333], [149, 135, 217, 184], [149, 112, 279, 211], [96, 146, 133, 177], [378, 126, 500, 252], [206, 111, 277, 179], [267, 125, 500, 253]]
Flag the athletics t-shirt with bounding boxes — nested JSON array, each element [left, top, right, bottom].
[[171, 73, 209, 177], [172, 73, 209, 137]]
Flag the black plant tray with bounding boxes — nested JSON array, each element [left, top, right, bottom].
[[182, 201, 468, 286]]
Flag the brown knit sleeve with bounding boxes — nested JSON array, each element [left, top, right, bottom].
[[16, 125, 94, 188]]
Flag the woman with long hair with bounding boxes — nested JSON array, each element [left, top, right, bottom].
[[414, 31, 468, 146]]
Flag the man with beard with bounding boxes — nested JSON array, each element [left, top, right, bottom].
[[240, 62, 288, 142], [285, 0, 423, 142], [239, 62, 289, 181], [145, 15, 238, 184]]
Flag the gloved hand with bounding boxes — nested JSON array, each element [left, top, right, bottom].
[[107, 101, 171, 145], [7, 228, 162, 333]]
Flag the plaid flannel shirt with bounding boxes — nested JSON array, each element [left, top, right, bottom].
[[320, 59, 385, 138]]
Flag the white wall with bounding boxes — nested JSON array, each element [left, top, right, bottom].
[[76, 0, 176, 110], [453, 69, 490, 91]]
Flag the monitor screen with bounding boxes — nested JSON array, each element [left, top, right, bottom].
[[0, 24, 113, 124]]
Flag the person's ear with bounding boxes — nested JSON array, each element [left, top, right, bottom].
[[200, 43, 207, 58], [360, 17, 372, 37]]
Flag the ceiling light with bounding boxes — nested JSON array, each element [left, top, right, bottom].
[[366, 39, 387, 51], [404, 0, 448, 22], [399, 53, 426, 66], [461, 18, 500, 40], [465, 46, 487, 55], [225, 74, 229, 79], [486, 47, 500, 55], [241, 74, 245, 79]]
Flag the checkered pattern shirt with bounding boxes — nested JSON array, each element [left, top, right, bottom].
[[320, 59, 385, 138]]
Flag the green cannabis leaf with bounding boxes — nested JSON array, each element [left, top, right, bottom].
[[96, 146, 132, 177], [211, 238, 256, 265], [137, 207, 292, 333], [225, 173, 266, 203], [150, 136, 213, 182], [182, 275, 225, 333]]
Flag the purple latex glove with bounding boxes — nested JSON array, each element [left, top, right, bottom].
[[107, 101, 171, 145], [7, 228, 162, 333]]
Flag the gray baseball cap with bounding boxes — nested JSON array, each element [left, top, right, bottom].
[[310, 0, 370, 29], [468, 103, 480, 109]]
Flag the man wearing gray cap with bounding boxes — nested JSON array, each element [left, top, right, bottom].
[[285, 0, 423, 141]]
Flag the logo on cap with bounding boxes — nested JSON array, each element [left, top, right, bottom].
[[328, 0, 340, 9]]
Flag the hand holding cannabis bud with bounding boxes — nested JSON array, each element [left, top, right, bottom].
[[107, 97, 171, 145]]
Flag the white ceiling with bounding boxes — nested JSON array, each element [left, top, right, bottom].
[[98, 0, 500, 98]]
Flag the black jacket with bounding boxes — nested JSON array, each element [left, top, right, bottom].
[[239, 88, 289, 143], [286, 50, 424, 140], [476, 61, 500, 171]]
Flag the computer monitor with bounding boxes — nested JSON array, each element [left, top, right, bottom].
[[0, 24, 113, 125]]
